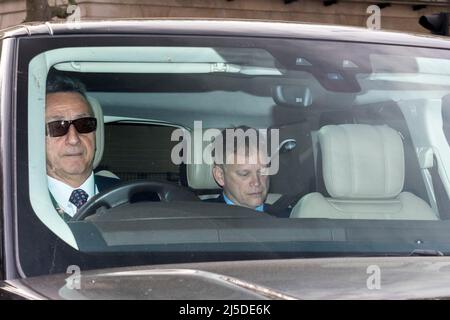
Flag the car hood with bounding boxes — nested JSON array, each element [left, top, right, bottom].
[[5, 256, 450, 299]]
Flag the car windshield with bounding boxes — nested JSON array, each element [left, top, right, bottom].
[[15, 29, 450, 276]]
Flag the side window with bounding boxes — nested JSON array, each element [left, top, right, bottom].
[[98, 123, 180, 183]]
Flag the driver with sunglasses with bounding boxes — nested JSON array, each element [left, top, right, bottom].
[[46, 74, 119, 221]]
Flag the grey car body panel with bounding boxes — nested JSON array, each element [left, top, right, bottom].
[[2, 19, 450, 300], [4, 257, 450, 300], [1, 19, 450, 50]]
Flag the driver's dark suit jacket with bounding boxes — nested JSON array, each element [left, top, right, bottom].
[[50, 175, 120, 221]]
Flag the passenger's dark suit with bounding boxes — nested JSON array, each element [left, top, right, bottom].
[[204, 193, 291, 218]]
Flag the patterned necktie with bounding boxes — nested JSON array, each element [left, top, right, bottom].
[[69, 189, 89, 209]]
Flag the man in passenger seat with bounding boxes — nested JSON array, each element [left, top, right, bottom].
[[45, 74, 119, 221], [206, 126, 290, 217]]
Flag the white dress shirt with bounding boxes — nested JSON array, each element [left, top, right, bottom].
[[47, 172, 98, 217]]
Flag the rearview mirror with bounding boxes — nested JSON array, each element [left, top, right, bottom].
[[272, 85, 313, 107]]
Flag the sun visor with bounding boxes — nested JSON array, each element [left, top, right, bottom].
[[371, 54, 419, 73]]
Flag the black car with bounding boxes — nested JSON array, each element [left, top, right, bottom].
[[2, 19, 450, 300]]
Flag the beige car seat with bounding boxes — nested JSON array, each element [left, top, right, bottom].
[[290, 124, 438, 220]]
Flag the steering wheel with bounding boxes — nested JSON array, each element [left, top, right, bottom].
[[71, 180, 198, 221]]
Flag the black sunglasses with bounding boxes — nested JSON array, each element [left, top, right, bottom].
[[46, 117, 97, 137]]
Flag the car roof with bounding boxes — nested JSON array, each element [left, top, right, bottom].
[[2, 18, 450, 49]]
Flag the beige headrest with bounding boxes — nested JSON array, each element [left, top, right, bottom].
[[186, 129, 220, 190], [86, 96, 104, 169], [319, 124, 404, 199]]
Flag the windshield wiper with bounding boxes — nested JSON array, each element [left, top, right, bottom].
[[409, 249, 445, 256]]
